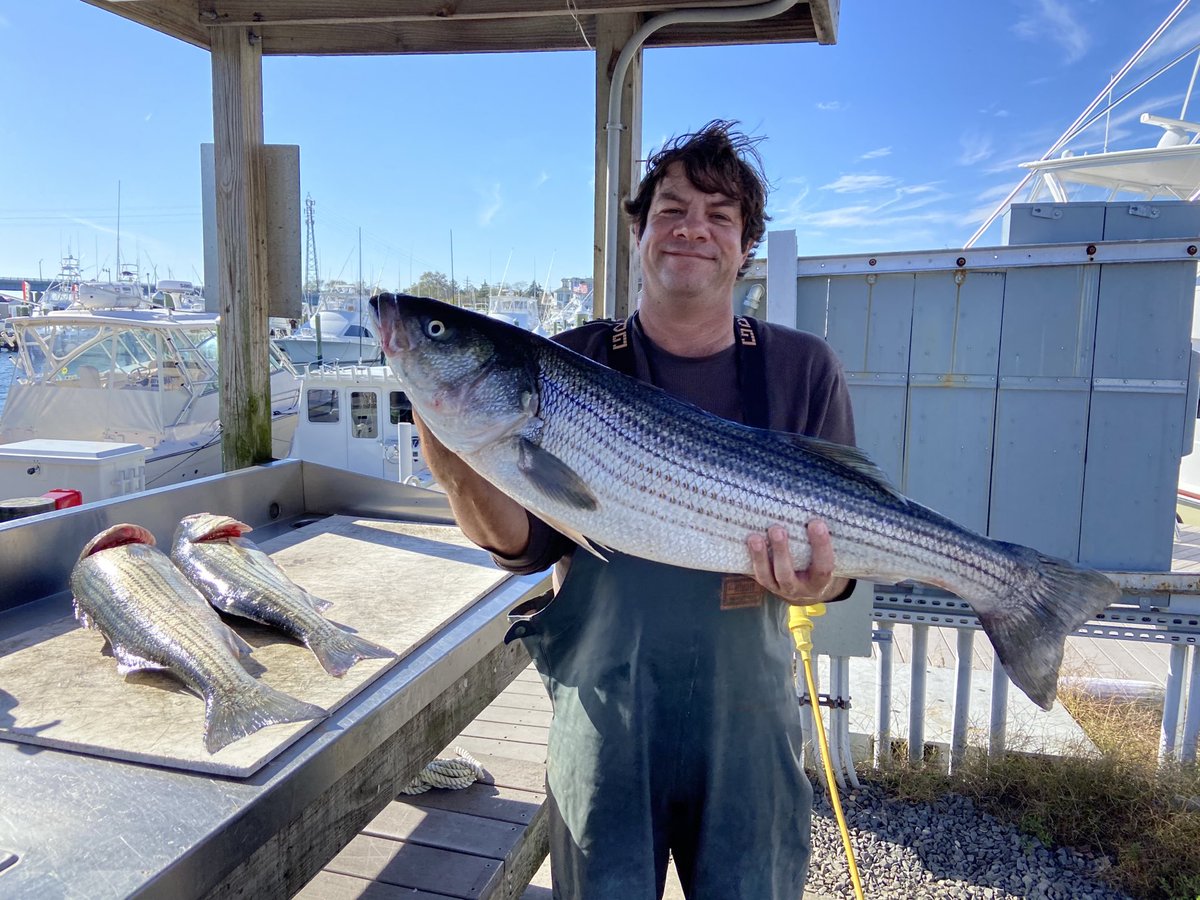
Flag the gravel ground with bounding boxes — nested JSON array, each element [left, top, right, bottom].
[[806, 780, 1132, 900]]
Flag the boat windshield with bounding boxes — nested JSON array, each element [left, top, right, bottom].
[[15, 321, 220, 392]]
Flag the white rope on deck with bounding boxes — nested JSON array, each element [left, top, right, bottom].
[[399, 746, 494, 795]]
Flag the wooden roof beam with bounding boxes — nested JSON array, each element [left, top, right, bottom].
[[199, 0, 773, 27]]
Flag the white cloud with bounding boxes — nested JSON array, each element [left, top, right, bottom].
[[860, 147, 892, 160], [1014, 0, 1089, 64], [478, 184, 502, 226], [958, 133, 994, 166], [534, 171, 549, 189], [816, 101, 844, 112], [820, 174, 900, 194]]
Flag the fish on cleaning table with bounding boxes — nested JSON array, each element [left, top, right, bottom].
[[170, 513, 394, 677], [370, 292, 1122, 711], [70, 523, 327, 753]]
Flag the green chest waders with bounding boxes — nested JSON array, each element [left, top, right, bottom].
[[506, 552, 812, 899]]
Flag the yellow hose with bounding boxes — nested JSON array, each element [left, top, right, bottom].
[[789, 603, 866, 900]]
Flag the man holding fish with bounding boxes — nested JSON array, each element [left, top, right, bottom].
[[410, 121, 854, 898]]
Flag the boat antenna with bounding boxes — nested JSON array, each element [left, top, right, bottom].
[[1182, 49, 1200, 119], [965, 0, 1194, 247], [116, 180, 121, 281]]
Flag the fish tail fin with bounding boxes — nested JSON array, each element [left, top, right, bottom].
[[309, 629, 395, 678], [205, 683, 326, 754], [976, 544, 1119, 711]]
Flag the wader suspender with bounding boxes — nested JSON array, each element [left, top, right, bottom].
[[607, 312, 770, 429]]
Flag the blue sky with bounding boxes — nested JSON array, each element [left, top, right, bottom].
[[3, 1, 1199, 292]]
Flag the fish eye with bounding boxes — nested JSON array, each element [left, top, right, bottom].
[[425, 319, 447, 339]]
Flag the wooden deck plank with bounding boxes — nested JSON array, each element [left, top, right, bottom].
[[360, 802, 526, 858], [454, 734, 551, 766], [405, 782, 546, 824], [472, 706, 554, 729], [321, 833, 502, 898], [461, 719, 551, 746], [297, 870, 456, 899]]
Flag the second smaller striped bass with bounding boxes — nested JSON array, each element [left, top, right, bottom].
[[171, 513, 395, 677]]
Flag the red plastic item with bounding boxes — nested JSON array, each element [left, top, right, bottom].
[[42, 489, 83, 509]]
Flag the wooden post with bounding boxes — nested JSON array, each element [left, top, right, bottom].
[[210, 26, 273, 471], [593, 13, 643, 322]]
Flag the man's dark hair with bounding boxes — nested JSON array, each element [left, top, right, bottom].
[[624, 119, 770, 273]]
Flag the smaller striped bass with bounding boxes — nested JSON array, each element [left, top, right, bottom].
[[70, 524, 326, 753], [171, 513, 394, 677]]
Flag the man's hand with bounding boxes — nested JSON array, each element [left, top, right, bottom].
[[746, 519, 849, 605], [412, 412, 531, 558]]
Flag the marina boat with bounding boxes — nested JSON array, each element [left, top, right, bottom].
[[289, 362, 429, 485], [274, 289, 381, 365], [0, 307, 301, 495], [75, 279, 148, 310], [486, 292, 543, 332]]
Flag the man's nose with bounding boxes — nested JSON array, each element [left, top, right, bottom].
[[672, 208, 708, 239]]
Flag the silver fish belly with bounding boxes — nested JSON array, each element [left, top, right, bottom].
[[370, 293, 1121, 711], [70, 523, 326, 753], [171, 513, 394, 677]]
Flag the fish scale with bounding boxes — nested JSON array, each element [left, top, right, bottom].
[[371, 293, 1121, 711]]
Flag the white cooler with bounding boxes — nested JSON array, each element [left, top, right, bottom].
[[0, 439, 147, 506]]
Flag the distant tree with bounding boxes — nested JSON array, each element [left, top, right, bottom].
[[526, 280, 543, 298], [408, 271, 452, 301]]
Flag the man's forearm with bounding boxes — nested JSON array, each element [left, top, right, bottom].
[[415, 415, 531, 557]]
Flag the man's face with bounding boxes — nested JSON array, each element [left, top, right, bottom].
[[636, 162, 749, 302]]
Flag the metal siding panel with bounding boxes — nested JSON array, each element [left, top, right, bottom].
[[826, 274, 912, 489], [901, 272, 1004, 532], [824, 274, 914, 374], [904, 386, 994, 532], [1079, 391, 1183, 570], [1092, 262, 1193, 381], [1080, 258, 1194, 570], [998, 266, 1099, 378], [988, 388, 1088, 560], [845, 379, 906, 486], [989, 265, 1097, 559], [1002, 202, 1107, 245], [1101, 201, 1200, 241], [795, 276, 830, 338], [909, 271, 1004, 376]]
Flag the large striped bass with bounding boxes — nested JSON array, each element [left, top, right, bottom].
[[70, 523, 326, 753], [171, 513, 394, 677], [370, 293, 1120, 710]]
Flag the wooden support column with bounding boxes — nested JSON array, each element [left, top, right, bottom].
[[593, 12, 643, 321], [210, 26, 272, 471]]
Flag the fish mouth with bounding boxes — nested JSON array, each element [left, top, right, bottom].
[[370, 293, 420, 357]]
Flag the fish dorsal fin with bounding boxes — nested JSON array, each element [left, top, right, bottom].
[[772, 431, 905, 501], [517, 437, 598, 511]]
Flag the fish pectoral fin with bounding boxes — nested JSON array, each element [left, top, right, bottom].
[[517, 438, 598, 511], [220, 623, 255, 659], [538, 513, 611, 563], [111, 646, 169, 675]]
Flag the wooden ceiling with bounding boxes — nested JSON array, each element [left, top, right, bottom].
[[82, 1, 838, 56]]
